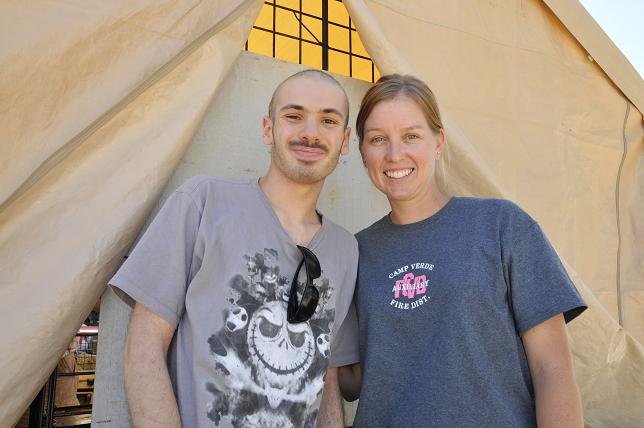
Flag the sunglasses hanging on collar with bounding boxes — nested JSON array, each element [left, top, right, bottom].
[[287, 245, 321, 323]]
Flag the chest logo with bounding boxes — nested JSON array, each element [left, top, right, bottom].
[[388, 263, 434, 310]]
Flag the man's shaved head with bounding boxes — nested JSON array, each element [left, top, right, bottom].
[[268, 69, 350, 127]]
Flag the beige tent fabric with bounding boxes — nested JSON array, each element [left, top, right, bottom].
[[0, 0, 256, 209], [543, 0, 644, 115], [344, 0, 643, 424], [0, 1, 262, 425], [1, 0, 641, 425]]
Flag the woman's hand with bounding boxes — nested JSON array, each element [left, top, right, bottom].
[[338, 363, 362, 402]]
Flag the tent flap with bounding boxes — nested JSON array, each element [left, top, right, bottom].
[[0, 1, 263, 425]]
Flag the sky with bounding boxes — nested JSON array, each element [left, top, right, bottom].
[[579, 0, 644, 79]]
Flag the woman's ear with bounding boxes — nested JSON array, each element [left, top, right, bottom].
[[435, 128, 446, 159]]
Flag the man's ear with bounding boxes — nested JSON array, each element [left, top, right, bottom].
[[340, 127, 351, 156], [262, 116, 273, 146]]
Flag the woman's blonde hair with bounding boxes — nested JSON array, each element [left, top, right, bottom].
[[356, 74, 444, 148]]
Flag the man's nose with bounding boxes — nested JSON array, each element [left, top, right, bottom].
[[300, 117, 320, 142]]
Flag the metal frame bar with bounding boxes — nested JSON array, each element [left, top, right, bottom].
[[45, 369, 56, 427], [298, 0, 302, 64], [28, 387, 44, 428], [322, 0, 329, 70], [348, 16, 353, 76], [272, 1, 276, 57]]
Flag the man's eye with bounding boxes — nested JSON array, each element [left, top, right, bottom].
[[405, 134, 420, 141], [285, 114, 301, 120], [322, 118, 339, 125]]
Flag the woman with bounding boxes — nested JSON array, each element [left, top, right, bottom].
[[338, 74, 586, 427]]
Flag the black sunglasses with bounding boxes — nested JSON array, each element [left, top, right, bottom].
[[287, 245, 321, 323]]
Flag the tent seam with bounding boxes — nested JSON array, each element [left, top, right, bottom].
[[614, 100, 629, 326]]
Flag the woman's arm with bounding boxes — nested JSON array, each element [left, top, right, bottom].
[[522, 314, 583, 428], [337, 363, 362, 402]]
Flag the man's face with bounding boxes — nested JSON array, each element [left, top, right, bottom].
[[263, 77, 351, 185]]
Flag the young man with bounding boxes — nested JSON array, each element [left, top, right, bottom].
[[110, 70, 358, 427]]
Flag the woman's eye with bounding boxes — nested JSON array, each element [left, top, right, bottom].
[[405, 134, 419, 141], [370, 136, 385, 144]]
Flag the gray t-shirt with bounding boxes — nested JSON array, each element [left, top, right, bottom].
[[110, 176, 358, 428], [349, 197, 586, 427]]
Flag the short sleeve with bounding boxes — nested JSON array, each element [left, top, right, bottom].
[[110, 188, 202, 327], [328, 300, 360, 367], [505, 222, 587, 334]]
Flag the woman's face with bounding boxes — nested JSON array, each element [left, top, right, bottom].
[[360, 95, 444, 205]]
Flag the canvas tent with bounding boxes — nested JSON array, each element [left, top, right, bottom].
[[0, 0, 642, 426]]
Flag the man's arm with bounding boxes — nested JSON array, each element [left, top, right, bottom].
[[124, 302, 181, 428], [337, 363, 361, 402], [522, 313, 583, 428], [316, 368, 344, 428]]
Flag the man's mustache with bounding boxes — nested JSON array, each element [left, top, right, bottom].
[[289, 140, 328, 153]]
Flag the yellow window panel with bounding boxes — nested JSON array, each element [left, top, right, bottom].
[[302, 43, 323, 69], [352, 56, 374, 82], [247, 28, 273, 58], [328, 50, 350, 76], [328, 1, 349, 26], [329, 24, 349, 51], [275, 34, 299, 64], [302, 1, 321, 16], [301, 15, 322, 43], [351, 31, 368, 58], [275, 7, 299, 38], [254, 4, 273, 30], [276, 0, 299, 10]]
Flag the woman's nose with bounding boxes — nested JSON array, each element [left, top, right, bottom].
[[385, 139, 404, 161]]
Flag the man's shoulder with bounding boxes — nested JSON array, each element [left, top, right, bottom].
[[175, 175, 255, 196], [172, 175, 257, 207], [321, 216, 358, 251]]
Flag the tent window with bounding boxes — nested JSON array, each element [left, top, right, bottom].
[[245, 0, 380, 82]]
